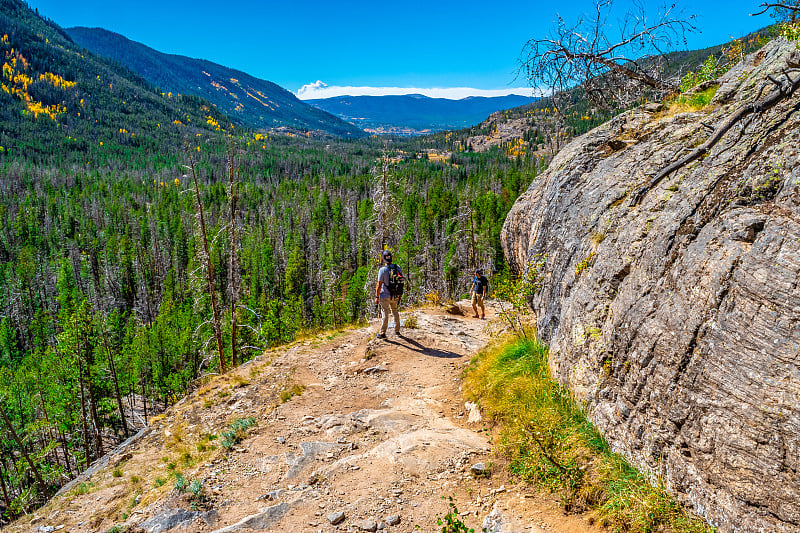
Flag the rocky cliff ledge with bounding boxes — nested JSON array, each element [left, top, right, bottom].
[[501, 39, 800, 532]]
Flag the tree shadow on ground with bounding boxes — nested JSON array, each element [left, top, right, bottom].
[[383, 335, 462, 359]]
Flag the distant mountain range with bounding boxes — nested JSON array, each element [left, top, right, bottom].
[[306, 94, 537, 135], [63, 27, 536, 137], [65, 27, 364, 137]]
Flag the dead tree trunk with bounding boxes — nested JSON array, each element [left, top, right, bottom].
[[102, 332, 130, 439], [86, 374, 104, 460], [75, 348, 93, 468], [56, 425, 73, 476], [227, 143, 240, 368], [0, 460, 11, 511], [34, 384, 63, 473], [468, 208, 478, 270], [0, 405, 48, 498], [78, 305, 104, 459], [187, 150, 226, 373]]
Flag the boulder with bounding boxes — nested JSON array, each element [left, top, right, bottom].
[[501, 38, 800, 532]]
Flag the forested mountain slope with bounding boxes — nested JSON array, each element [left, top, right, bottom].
[[66, 26, 365, 138], [0, 1, 542, 519], [0, 0, 234, 162], [502, 38, 800, 532]]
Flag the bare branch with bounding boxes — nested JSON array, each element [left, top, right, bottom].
[[520, 0, 696, 111], [630, 70, 800, 205], [751, 2, 800, 16]]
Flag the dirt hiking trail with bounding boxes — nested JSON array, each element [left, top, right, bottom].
[[12, 302, 601, 533]]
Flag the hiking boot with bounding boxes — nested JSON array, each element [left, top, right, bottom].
[[376, 333, 387, 339], [395, 330, 402, 336]]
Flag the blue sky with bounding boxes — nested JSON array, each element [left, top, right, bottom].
[[27, 0, 772, 99]]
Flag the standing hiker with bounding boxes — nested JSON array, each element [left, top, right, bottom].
[[471, 268, 488, 319], [375, 250, 405, 338]]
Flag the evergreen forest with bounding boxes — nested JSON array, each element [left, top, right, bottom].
[[0, 0, 548, 516], [2, 0, 781, 521]]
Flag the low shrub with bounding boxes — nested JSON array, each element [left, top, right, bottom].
[[221, 416, 257, 449], [279, 384, 305, 403]]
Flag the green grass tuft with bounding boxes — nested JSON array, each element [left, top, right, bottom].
[[71, 482, 95, 495], [279, 384, 305, 403]]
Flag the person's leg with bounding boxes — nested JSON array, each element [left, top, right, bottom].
[[379, 298, 391, 335], [479, 295, 485, 319], [390, 298, 401, 334], [471, 292, 479, 318]]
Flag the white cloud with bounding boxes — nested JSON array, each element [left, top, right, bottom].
[[296, 81, 537, 100]]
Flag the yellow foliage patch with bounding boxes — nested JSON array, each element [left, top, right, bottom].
[[2, 50, 74, 120]]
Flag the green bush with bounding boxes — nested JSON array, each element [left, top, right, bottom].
[[680, 55, 724, 92], [779, 21, 800, 42], [173, 473, 188, 493], [188, 479, 204, 499]]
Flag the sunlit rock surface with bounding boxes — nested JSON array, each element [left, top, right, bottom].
[[502, 39, 800, 532]]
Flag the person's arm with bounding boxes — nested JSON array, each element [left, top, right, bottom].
[[482, 278, 488, 298], [375, 279, 383, 303]]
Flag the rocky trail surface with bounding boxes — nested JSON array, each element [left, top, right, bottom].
[[12, 302, 600, 533]]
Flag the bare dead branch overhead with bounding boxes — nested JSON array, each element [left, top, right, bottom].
[[630, 67, 800, 206], [520, 0, 697, 112], [751, 2, 800, 16]]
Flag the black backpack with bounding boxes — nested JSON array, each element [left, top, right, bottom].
[[387, 264, 404, 298]]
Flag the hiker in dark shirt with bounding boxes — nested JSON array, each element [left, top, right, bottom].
[[470, 268, 488, 319]]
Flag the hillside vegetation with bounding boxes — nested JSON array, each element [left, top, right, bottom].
[[2, 0, 796, 529], [0, 0, 542, 519], [66, 27, 365, 138], [0, 0, 233, 161]]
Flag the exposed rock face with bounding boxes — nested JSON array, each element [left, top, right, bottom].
[[467, 111, 533, 152], [502, 39, 800, 532]]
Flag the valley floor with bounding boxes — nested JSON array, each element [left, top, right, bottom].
[[11, 303, 601, 533]]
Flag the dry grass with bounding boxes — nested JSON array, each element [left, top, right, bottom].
[[279, 383, 305, 403], [656, 85, 720, 119], [403, 313, 419, 329]]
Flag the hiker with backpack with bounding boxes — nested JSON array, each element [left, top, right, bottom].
[[375, 249, 405, 338], [471, 268, 488, 319]]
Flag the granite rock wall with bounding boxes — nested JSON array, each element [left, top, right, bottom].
[[502, 39, 800, 532]]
